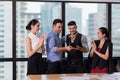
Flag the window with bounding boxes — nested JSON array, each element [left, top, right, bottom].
[[0, 62, 12, 80], [112, 4, 120, 57], [0, 1, 12, 58], [0, 1, 120, 80], [16, 62, 27, 80]]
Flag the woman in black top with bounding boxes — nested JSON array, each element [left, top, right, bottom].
[[25, 19, 46, 75], [89, 27, 113, 73]]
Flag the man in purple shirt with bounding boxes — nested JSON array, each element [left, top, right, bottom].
[[46, 19, 72, 74]]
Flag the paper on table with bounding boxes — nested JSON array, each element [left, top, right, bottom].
[[60, 74, 99, 80], [60, 73, 120, 80]]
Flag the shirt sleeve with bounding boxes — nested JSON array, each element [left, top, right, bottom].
[[81, 35, 89, 52], [48, 35, 57, 53]]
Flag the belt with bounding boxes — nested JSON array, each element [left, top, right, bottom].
[[47, 60, 61, 63]]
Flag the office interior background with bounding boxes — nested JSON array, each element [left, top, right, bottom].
[[0, 0, 120, 80]]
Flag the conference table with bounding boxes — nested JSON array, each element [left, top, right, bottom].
[[27, 72, 120, 80]]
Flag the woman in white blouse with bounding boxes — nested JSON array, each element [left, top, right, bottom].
[[25, 19, 45, 75]]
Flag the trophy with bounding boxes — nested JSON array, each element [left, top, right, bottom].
[[69, 34, 76, 48]]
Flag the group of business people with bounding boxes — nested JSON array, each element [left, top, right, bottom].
[[25, 18, 113, 75]]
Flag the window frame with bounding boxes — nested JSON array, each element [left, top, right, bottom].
[[0, 0, 120, 80]]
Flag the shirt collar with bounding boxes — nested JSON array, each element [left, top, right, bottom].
[[52, 30, 59, 36], [30, 32, 37, 37]]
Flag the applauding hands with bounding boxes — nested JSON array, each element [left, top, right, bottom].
[[91, 41, 97, 52], [89, 41, 97, 57], [38, 33, 46, 46]]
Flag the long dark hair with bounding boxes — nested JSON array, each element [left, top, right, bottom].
[[99, 27, 109, 38], [26, 19, 39, 30]]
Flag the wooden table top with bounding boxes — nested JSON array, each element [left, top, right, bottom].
[[27, 73, 120, 80]]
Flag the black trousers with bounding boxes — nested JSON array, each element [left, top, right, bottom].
[[27, 53, 42, 75], [67, 59, 84, 73], [47, 60, 61, 74]]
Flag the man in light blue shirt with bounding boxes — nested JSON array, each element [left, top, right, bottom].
[[46, 19, 72, 74]]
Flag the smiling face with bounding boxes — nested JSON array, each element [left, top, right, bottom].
[[97, 29, 106, 40], [31, 22, 40, 34], [53, 23, 63, 33], [68, 25, 77, 35]]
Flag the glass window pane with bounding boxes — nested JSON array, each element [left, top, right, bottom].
[[16, 62, 27, 80], [16, 2, 61, 58], [0, 62, 12, 80], [65, 3, 107, 57], [112, 4, 120, 57], [0, 1, 12, 58]]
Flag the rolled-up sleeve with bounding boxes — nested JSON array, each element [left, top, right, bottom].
[[48, 36, 57, 53], [81, 35, 89, 52]]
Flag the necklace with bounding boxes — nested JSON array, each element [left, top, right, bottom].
[[69, 34, 76, 43]]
